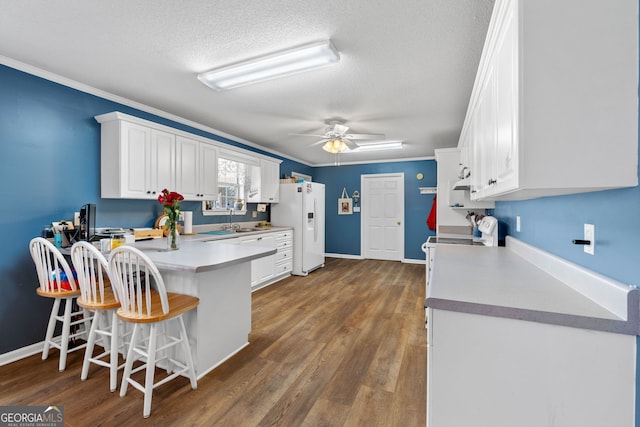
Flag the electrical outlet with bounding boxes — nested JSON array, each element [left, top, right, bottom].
[[584, 224, 595, 255], [252, 211, 258, 218], [516, 216, 521, 232]]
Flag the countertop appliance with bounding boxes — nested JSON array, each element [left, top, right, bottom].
[[271, 182, 325, 276], [423, 215, 498, 248], [476, 215, 498, 247]]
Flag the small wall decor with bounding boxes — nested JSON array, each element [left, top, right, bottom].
[[338, 187, 353, 215]]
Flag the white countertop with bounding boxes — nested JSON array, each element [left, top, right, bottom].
[[130, 235, 278, 273], [426, 241, 639, 334]]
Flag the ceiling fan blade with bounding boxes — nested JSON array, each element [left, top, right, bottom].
[[342, 138, 359, 150], [310, 139, 330, 146], [289, 133, 327, 138], [332, 124, 349, 135], [344, 133, 386, 140]]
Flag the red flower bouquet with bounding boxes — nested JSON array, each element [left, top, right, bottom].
[[158, 189, 184, 250]]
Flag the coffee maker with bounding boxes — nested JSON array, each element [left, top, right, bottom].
[[79, 203, 96, 241]]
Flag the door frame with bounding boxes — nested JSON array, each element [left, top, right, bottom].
[[360, 173, 405, 260]]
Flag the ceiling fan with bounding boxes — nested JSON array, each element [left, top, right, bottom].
[[292, 119, 393, 153]]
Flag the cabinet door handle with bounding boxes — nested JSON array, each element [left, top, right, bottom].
[[488, 179, 497, 185]]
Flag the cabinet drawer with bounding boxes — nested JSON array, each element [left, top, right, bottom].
[[275, 249, 292, 263], [276, 231, 292, 240], [275, 261, 292, 274], [276, 239, 292, 250]]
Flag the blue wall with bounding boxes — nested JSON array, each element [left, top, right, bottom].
[[494, 186, 640, 287], [0, 62, 433, 354], [314, 161, 437, 260], [0, 64, 312, 353]]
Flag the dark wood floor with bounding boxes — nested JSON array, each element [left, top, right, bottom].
[[0, 257, 426, 426]]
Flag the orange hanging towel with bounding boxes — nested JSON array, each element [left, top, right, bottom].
[[427, 195, 437, 231]]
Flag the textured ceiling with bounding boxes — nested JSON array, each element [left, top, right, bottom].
[[0, 0, 494, 165]]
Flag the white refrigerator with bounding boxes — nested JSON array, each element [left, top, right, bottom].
[[271, 182, 325, 276]]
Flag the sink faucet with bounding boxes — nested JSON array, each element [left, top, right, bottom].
[[226, 207, 239, 231]]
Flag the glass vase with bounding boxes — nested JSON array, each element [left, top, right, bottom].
[[167, 221, 180, 250]]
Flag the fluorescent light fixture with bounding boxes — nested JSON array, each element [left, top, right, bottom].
[[346, 141, 404, 152], [198, 40, 340, 91], [322, 138, 349, 154]]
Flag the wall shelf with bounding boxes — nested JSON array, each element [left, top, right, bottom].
[[419, 187, 437, 194]]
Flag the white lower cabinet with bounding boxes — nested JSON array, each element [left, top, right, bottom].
[[238, 234, 275, 287], [427, 309, 635, 427], [229, 230, 292, 290], [273, 230, 293, 277]]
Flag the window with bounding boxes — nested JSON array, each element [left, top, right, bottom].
[[202, 150, 259, 216]]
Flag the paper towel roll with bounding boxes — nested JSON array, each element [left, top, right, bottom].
[[183, 211, 193, 234]]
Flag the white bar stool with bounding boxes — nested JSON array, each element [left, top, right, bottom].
[[29, 237, 91, 371], [70, 241, 127, 391], [108, 245, 199, 418]]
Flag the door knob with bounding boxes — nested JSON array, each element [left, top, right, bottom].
[[397, 221, 401, 225]]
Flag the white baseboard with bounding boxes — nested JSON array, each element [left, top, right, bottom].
[[403, 258, 426, 265], [325, 253, 425, 264], [0, 342, 43, 366], [325, 253, 364, 260]]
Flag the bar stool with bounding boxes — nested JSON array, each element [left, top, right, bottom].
[[29, 237, 91, 371], [108, 245, 199, 418], [70, 241, 126, 392]]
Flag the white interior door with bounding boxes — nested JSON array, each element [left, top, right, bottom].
[[361, 173, 404, 261]]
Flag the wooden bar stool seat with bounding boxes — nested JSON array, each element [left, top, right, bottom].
[[71, 241, 128, 392], [108, 245, 199, 418], [29, 237, 91, 372]]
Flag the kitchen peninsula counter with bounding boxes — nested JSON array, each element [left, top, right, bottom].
[[131, 237, 277, 380], [132, 236, 278, 273]]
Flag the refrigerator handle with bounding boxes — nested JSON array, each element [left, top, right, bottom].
[[314, 198, 318, 242]]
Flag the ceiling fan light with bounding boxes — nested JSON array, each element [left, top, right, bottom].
[[198, 40, 340, 91], [322, 138, 349, 154]]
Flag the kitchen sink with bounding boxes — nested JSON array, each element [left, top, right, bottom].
[[199, 228, 259, 235], [200, 230, 236, 235]]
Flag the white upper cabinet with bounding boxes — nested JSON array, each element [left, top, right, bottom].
[[151, 129, 176, 196], [462, 0, 638, 201], [199, 143, 218, 200], [96, 112, 278, 201], [98, 117, 175, 199], [175, 136, 218, 201], [175, 136, 200, 200], [261, 159, 280, 203], [247, 158, 281, 203]]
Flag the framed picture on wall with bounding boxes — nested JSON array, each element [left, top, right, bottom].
[[338, 188, 353, 215]]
